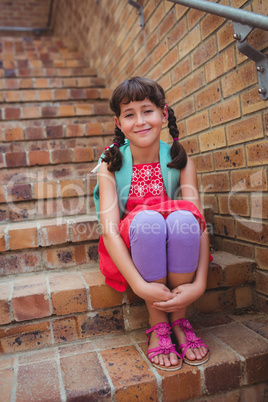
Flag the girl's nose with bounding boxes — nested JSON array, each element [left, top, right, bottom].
[[136, 113, 145, 125]]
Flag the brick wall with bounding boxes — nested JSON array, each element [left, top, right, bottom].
[[51, 0, 268, 309], [0, 0, 51, 28]]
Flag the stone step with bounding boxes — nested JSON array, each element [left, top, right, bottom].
[[0, 87, 113, 103], [0, 312, 267, 400], [0, 76, 106, 90], [0, 252, 256, 331]]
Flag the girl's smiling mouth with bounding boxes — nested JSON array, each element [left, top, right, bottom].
[[134, 128, 151, 134]]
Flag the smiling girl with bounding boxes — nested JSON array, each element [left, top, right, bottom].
[[94, 77, 210, 370]]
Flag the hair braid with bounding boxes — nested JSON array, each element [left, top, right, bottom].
[[102, 125, 125, 172], [166, 106, 187, 170]]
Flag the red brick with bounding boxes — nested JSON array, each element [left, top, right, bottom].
[[236, 219, 268, 245], [179, 25, 201, 58], [49, 273, 88, 315], [222, 62, 257, 98], [231, 169, 267, 192], [205, 46, 236, 83], [12, 276, 51, 321], [39, 221, 69, 247], [199, 127, 226, 152], [246, 141, 268, 167], [4, 127, 24, 141], [33, 181, 59, 199], [186, 110, 209, 135], [210, 97, 241, 127], [58, 104, 75, 116], [174, 97, 195, 120], [226, 115, 264, 145], [41, 105, 57, 117], [85, 122, 103, 136], [46, 125, 63, 138], [29, 150, 50, 166], [0, 321, 51, 353], [180, 136, 199, 155], [8, 224, 38, 250], [25, 126, 44, 140], [43, 245, 87, 269], [4, 107, 21, 120], [168, 17, 187, 48], [0, 282, 12, 324], [21, 90, 37, 102], [203, 172, 230, 192], [73, 147, 94, 162], [241, 86, 268, 115], [191, 153, 214, 173], [219, 194, 249, 217], [251, 195, 268, 220], [201, 12, 225, 39], [214, 146, 245, 170], [83, 271, 123, 309], [214, 215, 235, 238], [0, 366, 13, 401], [16, 360, 61, 401], [101, 345, 157, 400], [5, 91, 20, 102], [71, 218, 99, 242], [255, 246, 268, 270], [22, 106, 40, 119], [192, 36, 217, 70], [211, 323, 268, 385], [5, 151, 27, 168], [51, 149, 72, 164], [66, 124, 84, 137], [6, 184, 32, 202], [60, 351, 111, 400], [217, 20, 235, 51], [161, 47, 179, 74], [60, 179, 84, 198], [195, 81, 221, 111]]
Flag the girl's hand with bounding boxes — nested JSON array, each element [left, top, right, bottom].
[[134, 282, 176, 303], [151, 282, 204, 312]]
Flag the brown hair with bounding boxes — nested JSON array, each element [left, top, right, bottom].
[[102, 77, 187, 172]]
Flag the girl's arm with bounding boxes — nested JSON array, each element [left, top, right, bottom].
[[98, 162, 175, 303], [152, 156, 210, 311]]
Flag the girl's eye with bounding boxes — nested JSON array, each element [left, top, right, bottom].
[[145, 109, 153, 114]]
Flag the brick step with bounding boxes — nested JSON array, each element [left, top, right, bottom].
[[0, 37, 82, 59], [0, 213, 99, 253], [0, 251, 256, 322], [1, 58, 89, 70], [1, 312, 267, 400], [0, 76, 106, 90], [0, 67, 97, 79], [0, 120, 113, 142], [0, 100, 111, 121], [0, 87, 113, 104]]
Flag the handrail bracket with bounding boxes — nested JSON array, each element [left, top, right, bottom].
[[232, 22, 268, 100], [128, 0, 144, 28]]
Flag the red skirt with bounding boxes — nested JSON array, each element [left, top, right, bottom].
[[98, 199, 212, 292]]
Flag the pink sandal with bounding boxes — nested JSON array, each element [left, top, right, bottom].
[[146, 322, 182, 371], [171, 319, 210, 366]]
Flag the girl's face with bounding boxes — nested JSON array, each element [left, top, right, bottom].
[[115, 98, 168, 150]]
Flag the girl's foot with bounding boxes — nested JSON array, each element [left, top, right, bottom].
[[146, 322, 182, 371], [171, 319, 210, 365]]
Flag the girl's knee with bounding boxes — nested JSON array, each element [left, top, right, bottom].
[[166, 210, 200, 237], [130, 210, 166, 238]]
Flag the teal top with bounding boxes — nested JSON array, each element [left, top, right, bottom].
[[93, 139, 181, 221]]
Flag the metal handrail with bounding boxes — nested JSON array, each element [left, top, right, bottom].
[[167, 0, 268, 99], [0, 0, 54, 34], [167, 0, 268, 31]]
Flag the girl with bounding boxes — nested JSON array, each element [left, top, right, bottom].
[[94, 77, 210, 371]]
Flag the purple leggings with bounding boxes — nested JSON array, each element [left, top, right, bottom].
[[129, 210, 200, 282]]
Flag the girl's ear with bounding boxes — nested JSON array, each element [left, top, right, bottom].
[[162, 105, 168, 122], [114, 116, 121, 129]]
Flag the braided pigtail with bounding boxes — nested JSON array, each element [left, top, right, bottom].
[[102, 125, 125, 172], [166, 106, 187, 170]]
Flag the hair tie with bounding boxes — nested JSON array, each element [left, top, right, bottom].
[[173, 138, 178, 141], [113, 143, 119, 147]]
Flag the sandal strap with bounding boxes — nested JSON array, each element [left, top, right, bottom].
[[146, 322, 182, 361], [146, 322, 172, 346], [147, 344, 181, 362]]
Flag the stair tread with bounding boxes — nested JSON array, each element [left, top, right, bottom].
[[0, 312, 267, 400]]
